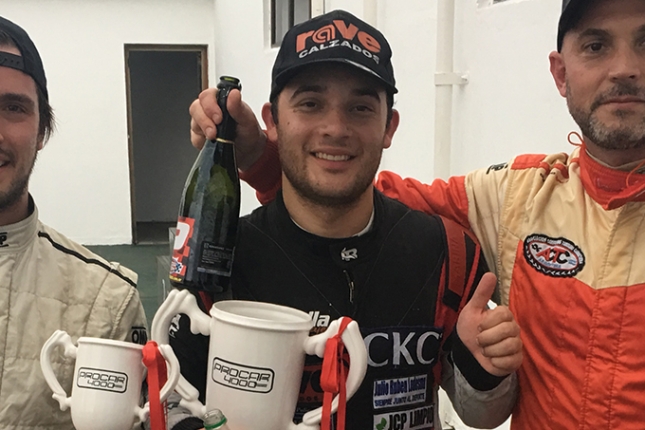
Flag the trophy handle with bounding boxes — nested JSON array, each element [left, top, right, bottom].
[[150, 288, 211, 418], [151, 289, 211, 343], [39, 330, 78, 411], [175, 374, 208, 418], [136, 343, 184, 424], [298, 318, 367, 429]]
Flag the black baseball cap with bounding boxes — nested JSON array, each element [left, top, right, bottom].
[[270, 9, 397, 100], [557, 0, 590, 52], [0, 16, 48, 100]]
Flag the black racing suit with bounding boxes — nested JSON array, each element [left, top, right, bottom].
[[168, 190, 516, 430]]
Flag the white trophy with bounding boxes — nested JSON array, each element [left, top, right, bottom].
[[152, 289, 368, 430], [40, 330, 180, 430]]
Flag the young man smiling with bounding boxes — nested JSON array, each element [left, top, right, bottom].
[[172, 9, 522, 430], [202, 0, 645, 428], [0, 16, 147, 429]]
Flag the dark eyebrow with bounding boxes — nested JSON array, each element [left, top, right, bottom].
[[576, 28, 611, 40], [576, 24, 645, 40], [634, 24, 645, 38], [0, 92, 36, 110], [352, 87, 381, 102], [290, 84, 325, 100]]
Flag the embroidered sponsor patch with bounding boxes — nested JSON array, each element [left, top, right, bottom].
[[130, 326, 148, 345], [523, 234, 585, 277], [373, 405, 434, 430], [486, 162, 508, 174], [341, 247, 358, 261], [373, 375, 427, 409]]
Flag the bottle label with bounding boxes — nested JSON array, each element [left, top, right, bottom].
[[198, 241, 234, 276], [169, 217, 195, 283]]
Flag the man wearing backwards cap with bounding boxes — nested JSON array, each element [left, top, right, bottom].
[[199, 0, 645, 428], [0, 16, 147, 429], [172, 9, 522, 430]]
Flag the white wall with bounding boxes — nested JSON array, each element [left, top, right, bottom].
[[451, 0, 577, 176], [0, 0, 581, 250], [208, 0, 277, 219], [0, 0, 215, 244], [377, 0, 438, 183]]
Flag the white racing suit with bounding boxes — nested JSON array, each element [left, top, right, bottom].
[[0, 200, 148, 429]]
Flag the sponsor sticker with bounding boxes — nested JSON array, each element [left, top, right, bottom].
[[373, 405, 434, 430], [77, 367, 128, 393], [169, 217, 195, 282], [211, 357, 274, 393], [524, 234, 585, 277], [373, 375, 427, 409]]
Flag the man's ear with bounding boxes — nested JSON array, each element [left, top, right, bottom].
[[383, 109, 400, 149], [36, 137, 45, 151], [549, 51, 568, 98], [261, 102, 278, 142]]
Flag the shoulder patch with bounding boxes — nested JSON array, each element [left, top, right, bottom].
[[486, 162, 508, 174], [130, 326, 148, 345], [523, 234, 585, 278]]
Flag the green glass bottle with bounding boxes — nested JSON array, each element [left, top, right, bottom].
[[203, 409, 230, 430], [169, 76, 241, 293]]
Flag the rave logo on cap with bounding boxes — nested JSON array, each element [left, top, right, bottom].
[[296, 20, 382, 64]]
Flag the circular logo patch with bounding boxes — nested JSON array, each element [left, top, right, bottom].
[[523, 234, 585, 278]]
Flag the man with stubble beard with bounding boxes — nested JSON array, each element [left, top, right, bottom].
[[169, 9, 523, 430], [191, 0, 645, 429], [0, 16, 147, 429]]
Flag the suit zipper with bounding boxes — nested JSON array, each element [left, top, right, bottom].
[[343, 270, 355, 304]]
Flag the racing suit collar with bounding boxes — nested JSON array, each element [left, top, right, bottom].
[[272, 190, 382, 267], [578, 145, 645, 210], [0, 196, 38, 252]]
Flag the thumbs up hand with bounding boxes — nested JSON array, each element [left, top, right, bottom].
[[456, 272, 523, 377]]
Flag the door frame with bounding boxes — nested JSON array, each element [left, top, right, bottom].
[[124, 44, 208, 244]]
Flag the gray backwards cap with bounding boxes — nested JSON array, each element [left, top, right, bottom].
[[0, 16, 48, 100]]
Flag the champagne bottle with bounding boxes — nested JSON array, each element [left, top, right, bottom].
[[169, 76, 241, 293]]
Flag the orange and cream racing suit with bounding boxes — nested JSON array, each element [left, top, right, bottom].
[[243, 141, 645, 429], [379, 145, 645, 429]]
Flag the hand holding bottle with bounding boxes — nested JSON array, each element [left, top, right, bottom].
[[171, 77, 243, 293], [189, 86, 266, 171]]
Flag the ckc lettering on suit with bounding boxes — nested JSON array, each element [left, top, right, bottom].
[[364, 331, 440, 367]]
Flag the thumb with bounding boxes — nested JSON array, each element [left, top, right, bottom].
[[226, 89, 254, 125], [467, 272, 497, 311]]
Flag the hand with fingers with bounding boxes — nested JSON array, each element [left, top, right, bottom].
[[189, 87, 266, 170], [456, 272, 523, 377]]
